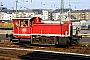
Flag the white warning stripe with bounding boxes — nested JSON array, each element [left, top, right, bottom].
[[14, 34, 70, 37]]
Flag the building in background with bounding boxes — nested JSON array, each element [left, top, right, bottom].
[[23, 10, 34, 18], [12, 12, 25, 18], [34, 14, 42, 18], [69, 10, 90, 20], [42, 9, 52, 20], [0, 7, 7, 12], [0, 12, 12, 20], [0, 12, 4, 20], [52, 13, 60, 20], [3, 13, 12, 20]]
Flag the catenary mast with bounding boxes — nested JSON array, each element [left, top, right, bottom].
[[60, 0, 64, 23], [16, 0, 18, 17]]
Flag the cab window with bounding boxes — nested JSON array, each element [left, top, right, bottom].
[[15, 21, 19, 28], [20, 20, 28, 27]]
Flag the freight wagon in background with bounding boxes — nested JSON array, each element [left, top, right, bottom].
[[0, 20, 13, 30], [6, 17, 82, 46]]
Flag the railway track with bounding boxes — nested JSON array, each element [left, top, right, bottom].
[[0, 41, 90, 54], [0, 38, 90, 60], [0, 39, 90, 54], [0, 45, 90, 60], [0, 48, 30, 60]]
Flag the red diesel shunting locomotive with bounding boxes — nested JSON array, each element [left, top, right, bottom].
[[6, 17, 82, 46]]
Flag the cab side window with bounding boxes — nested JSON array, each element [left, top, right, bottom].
[[20, 20, 28, 27], [15, 21, 19, 28]]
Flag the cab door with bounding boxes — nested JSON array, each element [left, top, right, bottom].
[[13, 19, 19, 37]]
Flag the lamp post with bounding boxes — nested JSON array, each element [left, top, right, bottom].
[[60, 0, 64, 24], [0, 2, 3, 11], [69, 0, 71, 12], [0, 2, 3, 20]]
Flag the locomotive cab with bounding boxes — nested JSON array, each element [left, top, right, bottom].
[[7, 17, 42, 43], [7, 18, 30, 43]]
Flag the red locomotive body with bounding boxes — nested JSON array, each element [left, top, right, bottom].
[[32, 24, 70, 36], [7, 17, 82, 46]]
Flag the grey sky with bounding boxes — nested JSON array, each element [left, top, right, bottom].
[[0, 0, 90, 10]]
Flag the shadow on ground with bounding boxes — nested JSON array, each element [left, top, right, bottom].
[[19, 51, 90, 60]]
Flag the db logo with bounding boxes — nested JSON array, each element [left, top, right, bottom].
[[22, 28, 26, 34]]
